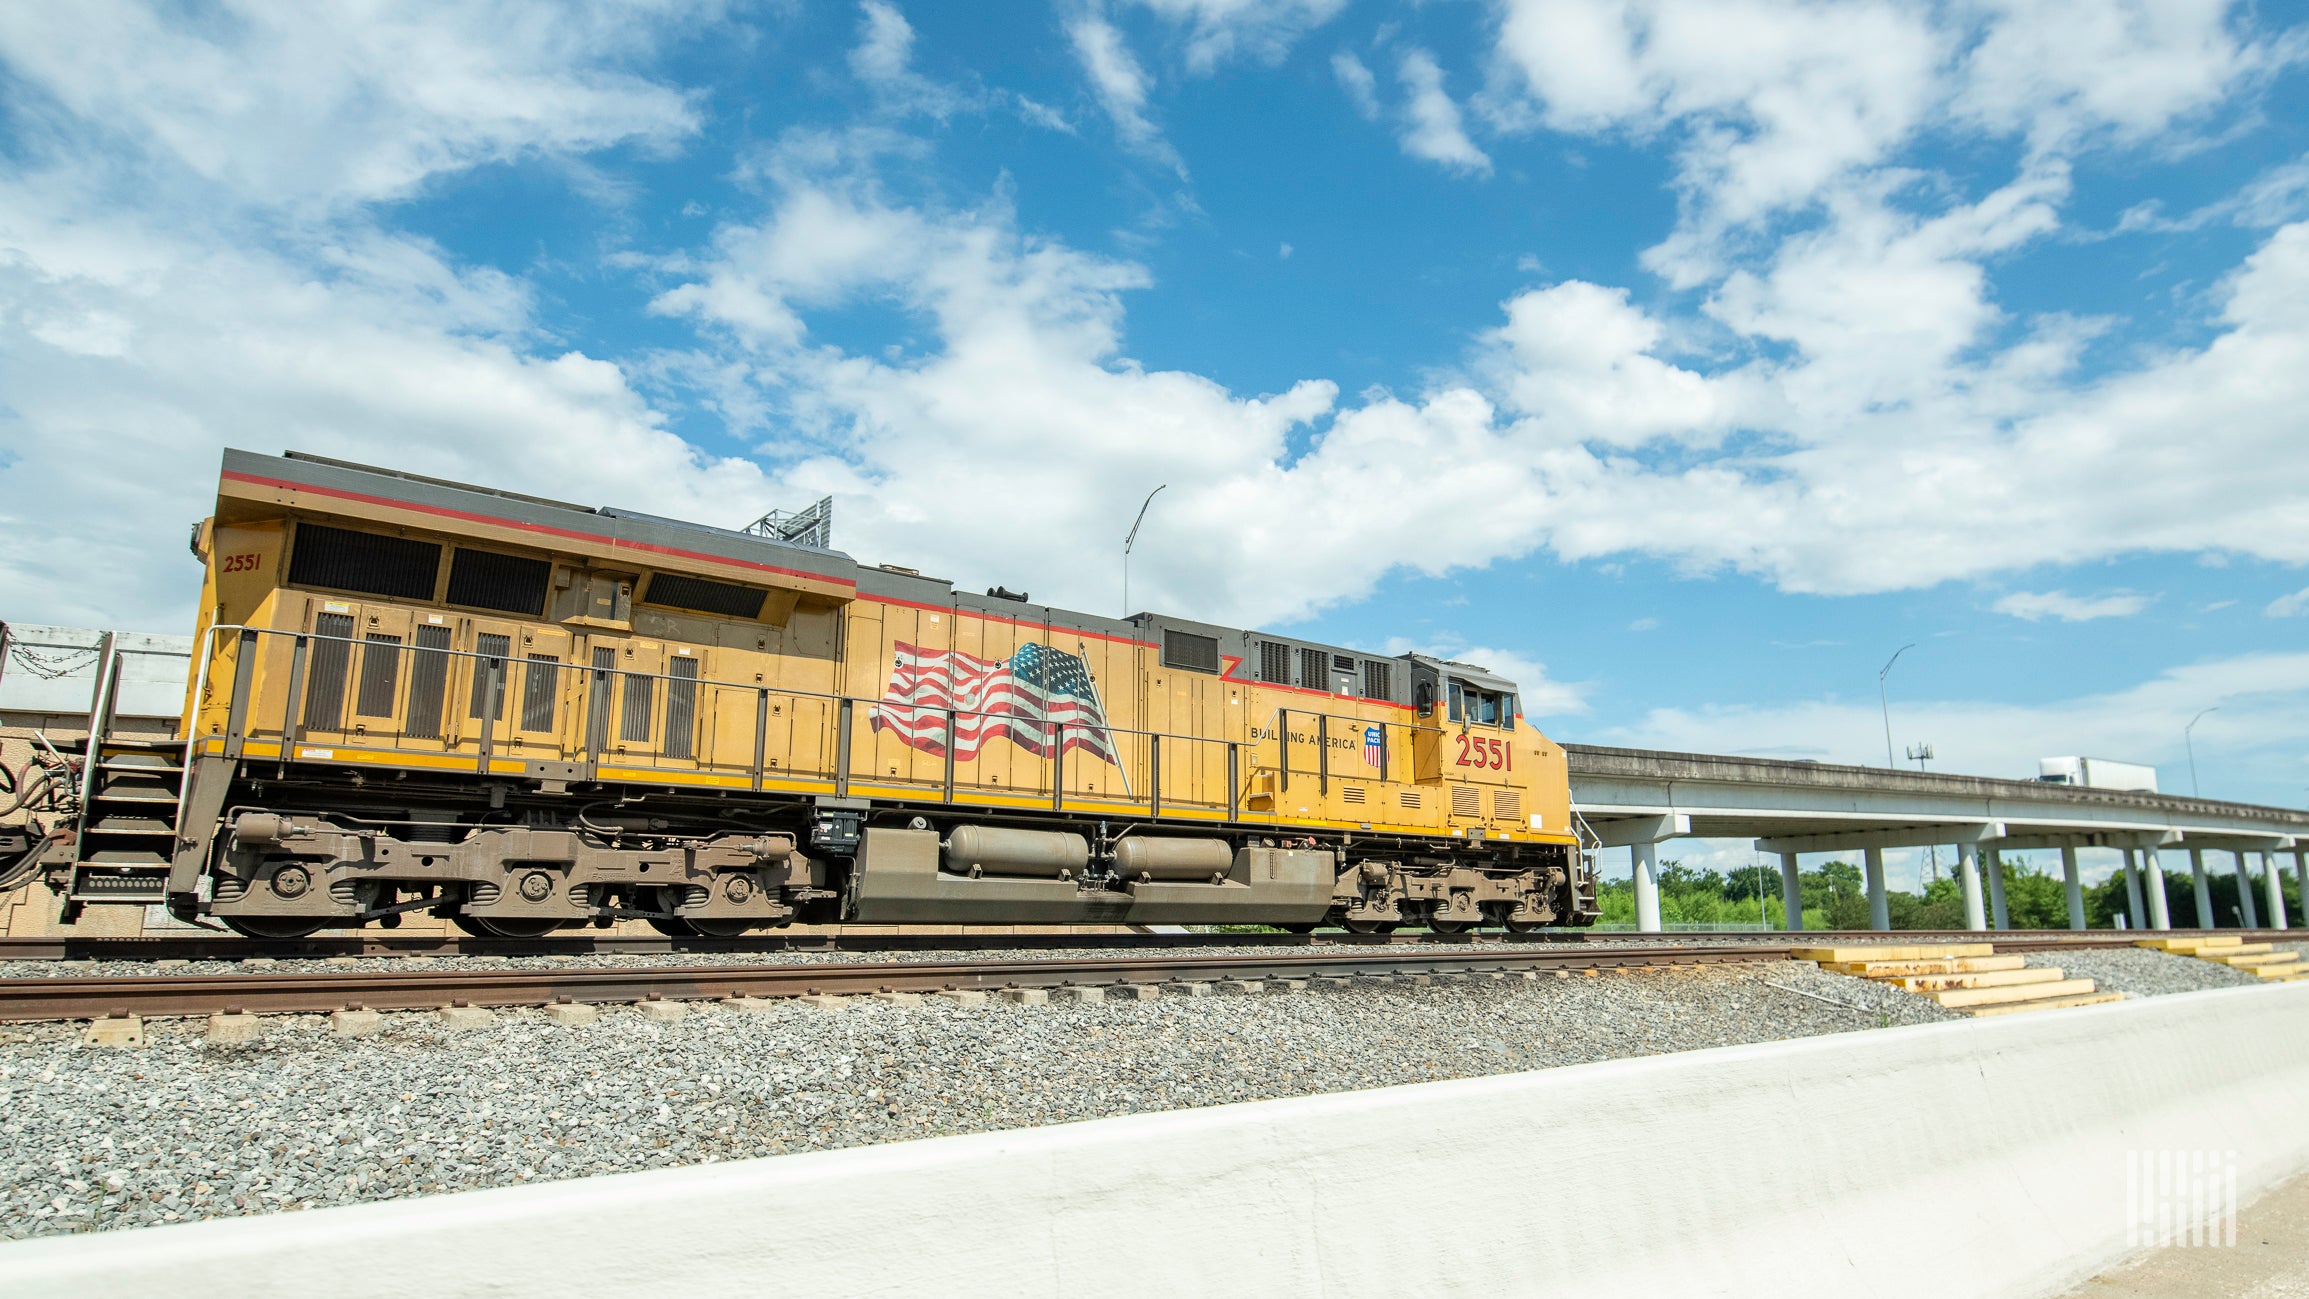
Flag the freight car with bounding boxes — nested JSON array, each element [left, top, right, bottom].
[[21, 450, 1598, 937]]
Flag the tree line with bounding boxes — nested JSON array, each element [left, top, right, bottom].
[[1595, 857, 2305, 930]]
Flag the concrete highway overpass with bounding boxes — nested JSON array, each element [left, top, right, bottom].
[[1568, 743, 2309, 933]]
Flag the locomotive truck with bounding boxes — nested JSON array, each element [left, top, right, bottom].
[[13, 449, 1598, 937]]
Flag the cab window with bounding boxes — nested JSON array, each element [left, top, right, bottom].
[[1450, 680, 1513, 727]]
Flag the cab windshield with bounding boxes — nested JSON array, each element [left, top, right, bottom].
[[1447, 681, 1517, 726]]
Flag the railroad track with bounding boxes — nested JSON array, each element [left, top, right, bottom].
[[0, 925, 2259, 963], [1, 929, 2290, 1024]]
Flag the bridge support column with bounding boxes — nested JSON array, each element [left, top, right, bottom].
[[1959, 844, 1986, 931], [2143, 849, 2172, 931], [1984, 848, 2010, 931], [1633, 841, 1662, 934], [2263, 851, 2289, 930], [2295, 852, 2308, 924], [2061, 845, 2085, 929], [1864, 847, 1889, 932], [1779, 852, 1803, 933], [2237, 850, 2260, 929], [2190, 848, 2215, 929], [2122, 850, 2147, 931]]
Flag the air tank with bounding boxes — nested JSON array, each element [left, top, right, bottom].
[[1112, 837, 1234, 881], [944, 826, 1090, 878]]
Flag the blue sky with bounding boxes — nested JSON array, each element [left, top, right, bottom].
[[3, 0, 2308, 879]]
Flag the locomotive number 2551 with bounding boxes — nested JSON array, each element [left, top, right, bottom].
[[1455, 735, 1510, 770]]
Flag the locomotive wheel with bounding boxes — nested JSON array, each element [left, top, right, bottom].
[[1503, 915, 1546, 934], [646, 917, 697, 936], [1427, 918, 1473, 935], [452, 914, 563, 939], [686, 918, 757, 938], [1277, 923, 1317, 934], [222, 914, 332, 940], [1340, 917, 1397, 934]]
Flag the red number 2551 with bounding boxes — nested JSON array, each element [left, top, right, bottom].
[[1454, 735, 1510, 770]]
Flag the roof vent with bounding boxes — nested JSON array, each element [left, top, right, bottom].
[[987, 586, 1030, 602]]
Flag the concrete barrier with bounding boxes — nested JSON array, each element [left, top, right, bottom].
[[9, 983, 2309, 1298]]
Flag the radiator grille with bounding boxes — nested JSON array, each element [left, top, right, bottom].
[[1341, 786, 1366, 805], [1258, 641, 1291, 683], [468, 632, 510, 720], [585, 647, 616, 753], [642, 573, 766, 619], [447, 548, 550, 617], [1363, 660, 1393, 701], [1493, 790, 1522, 821], [1451, 784, 1481, 818], [1161, 629, 1219, 674], [405, 624, 452, 739], [287, 523, 440, 600], [355, 633, 402, 718], [1299, 647, 1328, 690], [301, 612, 355, 731], [621, 669, 654, 744], [520, 655, 559, 733], [665, 657, 700, 759], [1399, 791, 1421, 810]]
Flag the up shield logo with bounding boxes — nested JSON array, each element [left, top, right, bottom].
[[1363, 726, 1383, 767]]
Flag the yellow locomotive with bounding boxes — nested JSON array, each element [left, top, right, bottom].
[[47, 450, 1596, 937]]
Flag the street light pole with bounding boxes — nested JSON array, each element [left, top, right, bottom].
[[1122, 484, 1167, 618], [2185, 707, 2218, 798], [1878, 644, 1915, 768]]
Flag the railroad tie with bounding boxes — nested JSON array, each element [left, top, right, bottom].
[[1797, 943, 2124, 1017], [2136, 935, 2308, 982]]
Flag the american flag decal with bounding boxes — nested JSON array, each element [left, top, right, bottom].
[[871, 641, 1121, 768]]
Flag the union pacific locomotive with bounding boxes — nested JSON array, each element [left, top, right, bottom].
[[32, 450, 1598, 937]]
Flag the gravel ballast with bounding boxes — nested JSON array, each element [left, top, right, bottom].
[[2020, 945, 2288, 997], [1, 958, 1949, 1240]]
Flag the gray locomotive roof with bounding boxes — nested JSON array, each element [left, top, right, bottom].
[[230, 448, 861, 587], [230, 448, 1518, 694]]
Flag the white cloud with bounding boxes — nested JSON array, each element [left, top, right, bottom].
[[0, 0, 756, 629], [1332, 50, 1380, 120], [1126, 0, 1347, 70], [1396, 49, 1491, 175], [1067, 15, 1186, 174], [1629, 617, 1659, 632], [1951, 0, 2271, 152], [1482, 281, 1734, 446], [1993, 590, 2152, 622], [0, 0, 704, 211], [1479, 0, 2285, 284], [846, 1, 971, 119], [2269, 586, 2309, 617]]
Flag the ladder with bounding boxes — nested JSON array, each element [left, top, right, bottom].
[[61, 635, 182, 911]]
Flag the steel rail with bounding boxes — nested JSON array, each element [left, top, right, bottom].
[[0, 926, 2287, 964], [2, 929, 2291, 1023], [1, 945, 1785, 1022]]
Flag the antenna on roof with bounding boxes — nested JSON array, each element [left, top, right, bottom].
[[744, 496, 833, 550]]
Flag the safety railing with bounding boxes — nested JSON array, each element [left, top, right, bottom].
[[193, 624, 1268, 821]]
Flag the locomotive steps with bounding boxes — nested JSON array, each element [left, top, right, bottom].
[[1797, 942, 2126, 1015], [2137, 934, 2309, 981]]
